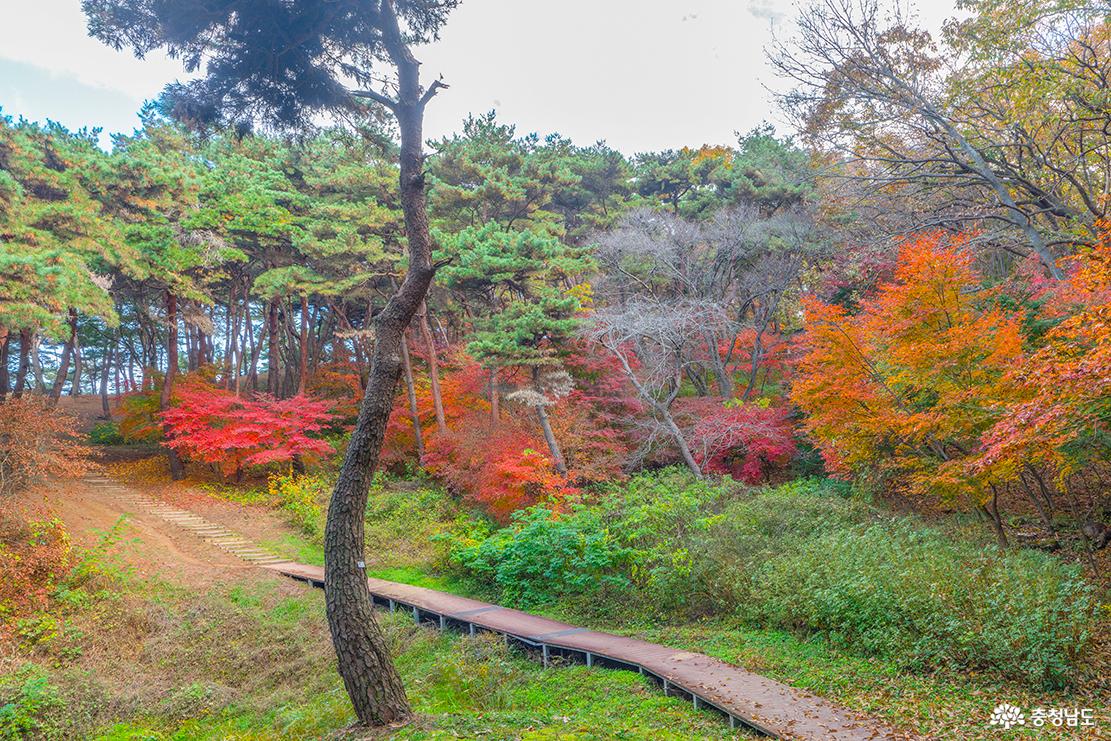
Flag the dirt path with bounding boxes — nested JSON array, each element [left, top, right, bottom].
[[12, 448, 312, 591]]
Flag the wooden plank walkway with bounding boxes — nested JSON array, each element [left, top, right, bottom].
[[266, 561, 907, 740]]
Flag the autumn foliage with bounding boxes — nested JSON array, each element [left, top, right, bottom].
[[160, 379, 336, 478], [0, 397, 89, 496], [0, 516, 72, 624], [793, 233, 1025, 502], [793, 228, 1110, 545]]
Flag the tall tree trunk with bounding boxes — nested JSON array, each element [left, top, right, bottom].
[[0, 331, 10, 400], [49, 310, 78, 403], [267, 298, 280, 396], [224, 282, 239, 389], [100, 332, 115, 419], [489, 366, 499, 425], [416, 301, 446, 434], [13, 329, 31, 397], [535, 404, 567, 475], [298, 295, 309, 395], [31, 335, 46, 392], [532, 367, 567, 475], [161, 292, 186, 480], [399, 333, 424, 461], [325, 3, 443, 724], [70, 330, 82, 396]]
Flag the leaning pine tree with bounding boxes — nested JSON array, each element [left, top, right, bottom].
[[83, 0, 458, 727]]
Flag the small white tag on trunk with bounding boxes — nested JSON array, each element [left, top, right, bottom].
[[357, 561, 366, 569]]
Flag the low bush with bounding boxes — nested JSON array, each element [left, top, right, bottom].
[[0, 398, 88, 496], [447, 469, 1098, 687], [0, 517, 72, 625], [449, 506, 632, 606], [266, 471, 328, 538], [88, 421, 123, 446], [0, 665, 65, 740]]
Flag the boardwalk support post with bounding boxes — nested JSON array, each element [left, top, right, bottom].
[[542, 644, 550, 667], [586, 652, 593, 667]]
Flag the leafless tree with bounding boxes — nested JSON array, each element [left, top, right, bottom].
[[768, 0, 1109, 278]]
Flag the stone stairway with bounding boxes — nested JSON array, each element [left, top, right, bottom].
[[82, 475, 291, 566]]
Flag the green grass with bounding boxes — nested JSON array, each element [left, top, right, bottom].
[[78, 591, 747, 740]]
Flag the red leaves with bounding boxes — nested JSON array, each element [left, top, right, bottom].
[[160, 378, 335, 477], [680, 398, 796, 483]]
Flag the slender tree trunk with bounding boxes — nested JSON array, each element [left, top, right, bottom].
[[399, 333, 424, 461], [535, 404, 567, 475], [13, 329, 30, 397], [31, 335, 46, 392], [325, 3, 443, 723], [70, 330, 82, 396], [0, 331, 10, 400], [416, 301, 446, 434], [267, 298, 280, 396], [49, 310, 78, 403], [100, 332, 115, 418], [298, 295, 309, 395], [489, 366, 499, 425], [161, 292, 186, 480], [981, 485, 1009, 550]]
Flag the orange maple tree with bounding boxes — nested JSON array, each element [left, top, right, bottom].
[[792, 232, 1024, 509]]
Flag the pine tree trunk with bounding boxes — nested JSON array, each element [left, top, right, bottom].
[[13, 329, 30, 397], [416, 302, 446, 434], [324, 3, 442, 723], [49, 310, 78, 403], [400, 333, 424, 461], [0, 331, 10, 400], [31, 335, 46, 392], [161, 292, 186, 480], [267, 298, 280, 396], [100, 333, 114, 418], [298, 295, 309, 395], [70, 331, 82, 396]]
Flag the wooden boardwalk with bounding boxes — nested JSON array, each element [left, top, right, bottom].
[[267, 562, 906, 740]]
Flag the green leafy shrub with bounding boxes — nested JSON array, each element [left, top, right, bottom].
[[266, 471, 327, 538], [751, 522, 1094, 688], [448, 468, 1098, 686], [449, 506, 632, 606], [0, 665, 65, 740], [87, 422, 124, 446]]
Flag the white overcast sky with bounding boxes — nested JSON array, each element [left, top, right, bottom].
[[0, 0, 958, 153]]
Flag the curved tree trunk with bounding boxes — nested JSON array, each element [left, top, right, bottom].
[[49, 309, 79, 404], [324, 0, 445, 726]]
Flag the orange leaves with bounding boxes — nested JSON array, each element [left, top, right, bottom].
[[0, 397, 89, 496], [792, 232, 1024, 504], [978, 220, 1111, 482]]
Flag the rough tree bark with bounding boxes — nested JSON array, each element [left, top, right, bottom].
[[267, 298, 281, 396], [298, 294, 309, 395], [160, 292, 186, 480], [324, 0, 447, 726]]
